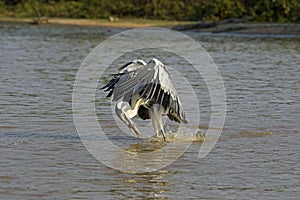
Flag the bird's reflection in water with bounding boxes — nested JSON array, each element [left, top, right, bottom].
[[125, 139, 168, 153], [111, 170, 174, 199]]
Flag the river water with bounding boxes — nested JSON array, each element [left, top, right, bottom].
[[1, 23, 299, 199]]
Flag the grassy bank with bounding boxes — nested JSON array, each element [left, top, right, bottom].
[[1, 0, 300, 23], [1, 17, 300, 35]]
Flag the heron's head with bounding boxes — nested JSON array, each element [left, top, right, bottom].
[[115, 101, 130, 113]]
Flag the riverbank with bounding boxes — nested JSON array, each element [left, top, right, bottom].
[[1, 17, 300, 35], [0, 17, 193, 28], [173, 19, 300, 35]]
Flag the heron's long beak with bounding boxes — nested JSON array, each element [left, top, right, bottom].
[[122, 113, 140, 136]]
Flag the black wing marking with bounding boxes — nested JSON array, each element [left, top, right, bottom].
[[101, 60, 146, 98], [138, 83, 187, 123], [101, 75, 121, 97], [118, 61, 134, 72]]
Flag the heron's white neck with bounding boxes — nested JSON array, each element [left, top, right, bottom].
[[116, 99, 144, 119], [128, 98, 144, 118]]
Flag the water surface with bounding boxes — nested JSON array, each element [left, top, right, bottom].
[[1, 23, 299, 199]]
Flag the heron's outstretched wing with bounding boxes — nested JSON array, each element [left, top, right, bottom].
[[112, 58, 187, 124], [101, 59, 146, 98]]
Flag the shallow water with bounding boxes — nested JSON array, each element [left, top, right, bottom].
[[1, 23, 299, 199]]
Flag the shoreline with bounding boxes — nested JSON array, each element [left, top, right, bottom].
[[0, 17, 193, 28], [1, 17, 300, 35]]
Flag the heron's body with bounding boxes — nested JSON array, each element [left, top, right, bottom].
[[101, 58, 187, 140]]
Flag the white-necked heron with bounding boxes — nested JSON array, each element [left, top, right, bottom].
[[102, 58, 187, 140]]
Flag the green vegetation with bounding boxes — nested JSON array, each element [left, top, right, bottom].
[[1, 0, 299, 22]]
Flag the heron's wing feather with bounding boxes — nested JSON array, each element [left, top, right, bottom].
[[112, 65, 151, 101], [102, 60, 146, 99], [117, 59, 146, 73], [112, 59, 187, 123], [147, 61, 187, 124]]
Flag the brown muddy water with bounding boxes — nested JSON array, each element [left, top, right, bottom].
[[1, 23, 299, 199]]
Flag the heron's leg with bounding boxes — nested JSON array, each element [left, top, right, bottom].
[[151, 113, 160, 138], [157, 114, 166, 141], [150, 105, 166, 141]]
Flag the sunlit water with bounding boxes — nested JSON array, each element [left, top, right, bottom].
[[1, 23, 299, 199]]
